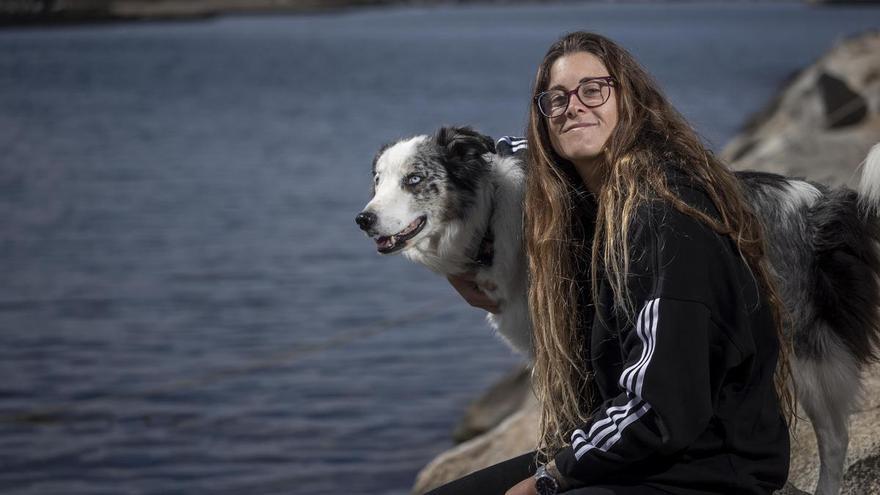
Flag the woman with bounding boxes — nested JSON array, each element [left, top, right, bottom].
[[438, 32, 792, 495]]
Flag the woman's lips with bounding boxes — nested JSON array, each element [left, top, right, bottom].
[[564, 123, 597, 133]]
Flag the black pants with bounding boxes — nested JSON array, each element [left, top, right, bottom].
[[424, 451, 669, 495]]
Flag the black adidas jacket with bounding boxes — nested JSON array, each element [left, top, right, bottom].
[[498, 134, 790, 495], [556, 178, 789, 494]]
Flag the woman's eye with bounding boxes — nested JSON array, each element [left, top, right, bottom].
[[581, 85, 601, 97], [406, 174, 422, 186]]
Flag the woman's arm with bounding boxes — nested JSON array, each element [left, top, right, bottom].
[[555, 297, 718, 483], [447, 271, 500, 314]]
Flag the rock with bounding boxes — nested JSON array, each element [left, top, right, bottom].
[[413, 362, 880, 494], [720, 30, 880, 187], [413, 394, 539, 494], [775, 482, 812, 495], [0, 0, 390, 23], [452, 365, 532, 443], [816, 72, 869, 129], [841, 453, 880, 494], [416, 367, 880, 495]]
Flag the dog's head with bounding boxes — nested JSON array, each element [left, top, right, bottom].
[[355, 126, 495, 255]]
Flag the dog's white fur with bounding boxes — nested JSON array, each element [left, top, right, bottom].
[[859, 143, 880, 217], [783, 179, 823, 214]]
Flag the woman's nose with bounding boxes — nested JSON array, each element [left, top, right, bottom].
[[566, 92, 588, 117]]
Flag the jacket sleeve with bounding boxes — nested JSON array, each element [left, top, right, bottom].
[[554, 202, 732, 484]]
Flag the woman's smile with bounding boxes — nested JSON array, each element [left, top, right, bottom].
[[563, 122, 598, 133]]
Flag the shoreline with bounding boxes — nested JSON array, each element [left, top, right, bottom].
[[2, 0, 869, 29], [0, 0, 393, 27]]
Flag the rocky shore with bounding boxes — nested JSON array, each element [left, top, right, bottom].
[[0, 0, 391, 25], [0, 0, 600, 26], [3, 0, 878, 26], [413, 30, 880, 495]]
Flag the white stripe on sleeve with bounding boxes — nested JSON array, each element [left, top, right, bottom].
[[570, 298, 660, 460]]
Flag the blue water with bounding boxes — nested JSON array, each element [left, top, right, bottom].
[[1, 2, 878, 494]]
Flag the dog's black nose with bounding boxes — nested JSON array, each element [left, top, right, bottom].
[[356, 211, 377, 230]]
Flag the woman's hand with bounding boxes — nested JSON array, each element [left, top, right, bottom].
[[447, 271, 500, 314], [504, 476, 537, 495]]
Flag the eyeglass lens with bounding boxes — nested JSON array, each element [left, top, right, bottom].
[[539, 81, 611, 118]]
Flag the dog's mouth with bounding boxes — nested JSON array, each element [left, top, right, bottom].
[[375, 215, 427, 254]]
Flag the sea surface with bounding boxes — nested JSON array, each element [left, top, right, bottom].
[[1, 2, 878, 494]]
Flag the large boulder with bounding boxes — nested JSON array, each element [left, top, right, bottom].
[[415, 366, 880, 495], [452, 365, 532, 444], [413, 394, 539, 494], [720, 30, 880, 185]]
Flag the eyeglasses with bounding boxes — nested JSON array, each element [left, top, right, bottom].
[[535, 76, 617, 118]]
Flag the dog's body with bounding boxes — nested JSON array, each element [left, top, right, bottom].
[[356, 127, 880, 495]]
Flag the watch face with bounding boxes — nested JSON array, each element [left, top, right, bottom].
[[535, 475, 558, 495]]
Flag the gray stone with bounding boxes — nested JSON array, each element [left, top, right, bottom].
[[841, 452, 880, 495], [775, 483, 811, 495], [817, 71, 868, 129], [452, 365, 531, 443], [720, 30, 880, 186], [412, 395, 539, 494]]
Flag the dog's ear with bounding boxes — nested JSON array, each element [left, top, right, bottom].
[[435, 126, 496, 160]]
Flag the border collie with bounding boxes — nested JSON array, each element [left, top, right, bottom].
[[356, 126, 880, 495]]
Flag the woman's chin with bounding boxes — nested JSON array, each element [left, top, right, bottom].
[[564, 148, 603, 166]]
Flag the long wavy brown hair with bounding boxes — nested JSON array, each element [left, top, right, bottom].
[[524, 32, 795, 462]]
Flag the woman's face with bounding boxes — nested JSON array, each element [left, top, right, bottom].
[[545, 51, 619, 173]]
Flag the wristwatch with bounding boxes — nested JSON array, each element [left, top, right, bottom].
[[534, 464, 559, 495]]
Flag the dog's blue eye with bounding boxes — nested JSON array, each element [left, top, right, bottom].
[[406, 174, 422, 185]]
